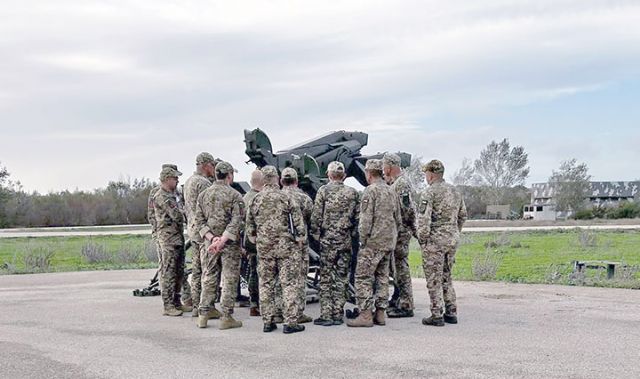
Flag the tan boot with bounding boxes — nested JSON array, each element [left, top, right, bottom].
[[373, 308, 386, 326], [180, 300, 194, 312], [197, 315, 208, 328], [346, 309, 373, 327], [207, 307, 222, 320], [163, 306, 183, 317], [219, 315, 243, 330], [191, 307, 199, 317], [249, 307, 260, 317]]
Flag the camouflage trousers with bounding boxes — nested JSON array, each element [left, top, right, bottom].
[[318, 241, 352, 320], [158, 242, 185, 309], [258, 253, 302, 325], [247, 253, 260, 308], [422, 241, 458, 318], [156, 238, 190, 304], [297, 246, 309, 316], [199, 243, 240, 316], [189, 239, 204, 308], [390, 234, 414, 310], [354, 246, 392, 311]]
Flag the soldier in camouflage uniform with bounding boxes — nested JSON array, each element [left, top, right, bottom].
[[347, 159, 401, 328], [281, 167, 314, 324], [153, 166, 186, 316], [310, 161, 359, 326], [417, 160, 467, 326], [148, 163, 192, 311], [243, 169, 264, 317], [193, 161, 244, 330], [246, 165, 307, 334], [383, 153, 417, 318], [183, 152, 219, 317]]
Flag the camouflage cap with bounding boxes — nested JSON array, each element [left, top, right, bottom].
[[196, 152, 216, 165], [423, 159, 445, 174], [160, 166, 182, 181], [327, 161, 345, 173], [215, 161, 237, 175], [365, 159, 383, 172], [162, 163, 178, 170], [281, 167, 298, 180], [382, 152, 401, 167], [261, 165, 279, 179]]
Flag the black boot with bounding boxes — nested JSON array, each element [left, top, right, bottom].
[[422, 316, 445, 327], [443, 314, 458, 324], [283, 323, 305, 334], [387, 308, 414, 318], [263, 322, 277, 333]]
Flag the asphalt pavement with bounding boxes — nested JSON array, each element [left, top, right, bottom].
[[1, 269, 639, 378]]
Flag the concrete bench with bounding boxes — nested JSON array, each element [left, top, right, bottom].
[[573, 260, 621, 279]]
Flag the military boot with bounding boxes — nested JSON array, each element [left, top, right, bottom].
[[219, 314, 243, 330], [373, 308, 386, 326], [346, 309, 373, 327], [273, 315, 284, 324], [313, 317, 333, 326], [192, 307, 199, 317], [444, 314, 458, 324], [298, 313, 313, 324], [422, 316, 445, 327], [387, 307, 414, 318], [197, 315, 208, 328], [207, 307, 222, 320], [283, 323, 305, 334], [263, 322, 277, 333], [249, 307, 260, 317], [163, 306, 183, 317], [180, 298, 194, 312]]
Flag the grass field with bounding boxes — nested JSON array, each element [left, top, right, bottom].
[[2, 230, 639, 288]]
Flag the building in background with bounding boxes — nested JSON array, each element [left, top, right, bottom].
[[523, 181, 640, 220]]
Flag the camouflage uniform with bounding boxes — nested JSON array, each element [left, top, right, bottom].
[[310, 168, 359, 321], [147, 185, 162, 264], [355, 160, 401, 312], [281, 168, 314, 319], [246, 167, 307, 326], [194, 172, 245, 317], [243, 188, 261, 308], [153, 176, 186, 311], [385, 154, 417, 312], [184, 164, 215, 311], [417, 161, 467, 319]]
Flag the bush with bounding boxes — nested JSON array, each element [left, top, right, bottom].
[[143, 239, 159, 263], [573, 209, 594, 220], [81, 240, 111, 264], [472, 250, 502, 281], [484, 233, 511, 249], [115, 244, 142, 264], [606, 202, 640, 219], [577, 229, 598, 249], [23, 244, 56, 272]]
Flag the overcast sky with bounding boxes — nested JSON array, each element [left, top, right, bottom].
[[1, 0, 639, 193]]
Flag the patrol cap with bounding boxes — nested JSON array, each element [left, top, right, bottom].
[[196, 152, 216, 165], [423, 159, 445, 174], [160, 166, 182, 181], [327, 161, 345, 173], [281, 167, 298, 180], [261, 165, 279, 179], [215, 161, 237, 176], [162, 163, 178, 170], [382, 153, 401, 167], [364, 159, 383, 172]]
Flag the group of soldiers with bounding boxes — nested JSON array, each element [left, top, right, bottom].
[[148, 151, 467, 334]]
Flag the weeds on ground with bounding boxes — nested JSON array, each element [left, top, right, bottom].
[[81, 240, 111, 264], [22, 243, 56, 272], [472, 249, 502, 281], [115, 244, 142, 265]]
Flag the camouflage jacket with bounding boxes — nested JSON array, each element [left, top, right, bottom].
[[416, 178, 467, 245], [282, 186, 313, 235], [152, 187, 185, 246], [183, 172, 212, 240], [147, 185, 161, 239], [243, 188, 260, 252], [310, 181, 359, 247], [389, 172, 417, 238], [358, 178, 401, 250], [194, 181, 245, 244], [245, 183, 307, 257]]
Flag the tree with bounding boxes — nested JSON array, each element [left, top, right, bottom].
[[0, 162, 12, 227], [549, 159, 591, 213], [405, 156, 426, 195], [474, 139, 529, 205], [451, 158, 476, 186]]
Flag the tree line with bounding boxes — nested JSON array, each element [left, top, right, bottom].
[[0, 165, 154, 228]]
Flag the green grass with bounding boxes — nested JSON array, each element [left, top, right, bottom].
[[408, 229, 640, 288], [2, 230, 640, 288], [0, 235, 158, 274]]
